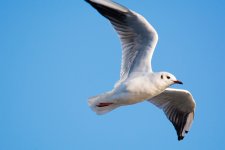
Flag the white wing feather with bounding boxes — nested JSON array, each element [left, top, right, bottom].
[[85, 0, 158, 80], [148, 88, 196, 140]]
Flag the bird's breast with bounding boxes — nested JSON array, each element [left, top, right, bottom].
[[122, 76, 160, 104]]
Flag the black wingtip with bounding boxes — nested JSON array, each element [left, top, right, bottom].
[[178, 136, 184, 141], [85, 0, 91, 4]]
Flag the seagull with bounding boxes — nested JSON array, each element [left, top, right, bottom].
[[85, 0, 196, 141]]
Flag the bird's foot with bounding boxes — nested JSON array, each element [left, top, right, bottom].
[[96, 102, 114, 107]]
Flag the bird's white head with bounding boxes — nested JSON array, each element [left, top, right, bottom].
[[156, 72, 183, 87]]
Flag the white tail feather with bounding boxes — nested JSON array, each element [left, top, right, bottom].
[[88, 92, 119, 115]]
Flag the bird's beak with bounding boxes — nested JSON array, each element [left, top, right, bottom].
[[174, 80, 183, 84]]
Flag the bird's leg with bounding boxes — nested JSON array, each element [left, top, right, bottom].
[[96, 102, 114, 107]]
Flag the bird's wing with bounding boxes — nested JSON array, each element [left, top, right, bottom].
[[147, 88, 196, 141], [85, 0, 158, 80]]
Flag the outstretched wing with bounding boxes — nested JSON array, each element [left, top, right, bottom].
[[148, 88, 196, 141], [85, 0, 158, 80]]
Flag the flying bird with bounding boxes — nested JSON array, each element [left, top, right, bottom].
[[85, 0, 196, 141]]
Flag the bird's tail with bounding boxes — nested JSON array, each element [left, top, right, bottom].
[[88, 91, 119, 115]]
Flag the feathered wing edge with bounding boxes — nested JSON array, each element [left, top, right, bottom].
[[85, 0, 158, 80], [148, 88, 196, 140]]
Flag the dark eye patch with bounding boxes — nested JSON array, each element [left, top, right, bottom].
[[161, 75, 163, 79], [167, 76, 170, 79]]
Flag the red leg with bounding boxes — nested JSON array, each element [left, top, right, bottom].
[[96, 102, 113, 107]]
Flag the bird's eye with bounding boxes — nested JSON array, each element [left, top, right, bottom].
[[167, 76, 170, 79], [161, 75, 163, 79]]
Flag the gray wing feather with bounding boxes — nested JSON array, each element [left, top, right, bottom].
[[85, 0, 158, 80], [148, 88, 196, 141]]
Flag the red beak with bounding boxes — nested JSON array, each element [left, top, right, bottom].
[[174, 80, 183, 84]]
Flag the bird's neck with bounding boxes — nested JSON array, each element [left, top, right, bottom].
[[148, 73, 169, 96]]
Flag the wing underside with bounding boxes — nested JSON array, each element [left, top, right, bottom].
[[148, 88, 196, 140], [85, 0, 158, 80]]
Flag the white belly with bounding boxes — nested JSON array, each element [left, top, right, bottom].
[[112, 76, 161, 105]]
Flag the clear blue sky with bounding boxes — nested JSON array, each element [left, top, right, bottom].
[[1, 0, 225, 149]]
